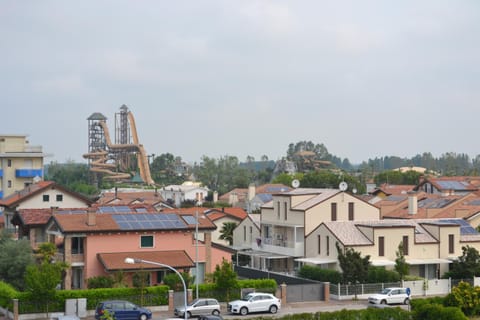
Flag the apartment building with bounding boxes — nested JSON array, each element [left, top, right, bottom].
[[0, 135, 47, 199]]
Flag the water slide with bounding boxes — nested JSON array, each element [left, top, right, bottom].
[[83, 115, 155, 185]]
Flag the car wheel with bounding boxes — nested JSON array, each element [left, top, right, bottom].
[[186, 311, 192, 318], [269, 305, 278, 314], [404, 298, 410, 305], [380, 300, 387, 305], [240, 307, 248, 316], [212, 309, 220, 316], [139, 314, 147, 320]]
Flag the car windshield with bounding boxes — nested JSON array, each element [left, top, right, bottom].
[[188, 299, 200, 306], [380, 288, 392, 295], [241, 294, 253, 301]]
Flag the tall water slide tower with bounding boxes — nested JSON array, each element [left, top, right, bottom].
[[84, 105, 155, 185]]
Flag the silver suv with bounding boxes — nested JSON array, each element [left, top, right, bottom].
[[174, 298, 221, 318]]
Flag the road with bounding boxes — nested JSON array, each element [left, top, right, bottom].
[[157, 300, 410, 320]]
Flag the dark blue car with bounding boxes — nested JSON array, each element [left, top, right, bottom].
[[95, 300, 152, 320]]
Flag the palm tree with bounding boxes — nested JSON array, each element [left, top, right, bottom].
[[219, 222, 237, 245]]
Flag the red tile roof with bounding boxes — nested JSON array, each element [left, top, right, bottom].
[[97, 190, 165, 205], [205, 207, 248, 221], [97, 250, 194, 271]]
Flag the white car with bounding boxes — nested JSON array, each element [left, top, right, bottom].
[[368, 287, 410, 305], [227, 292, 281, 316], [174, 298, 221, 318]]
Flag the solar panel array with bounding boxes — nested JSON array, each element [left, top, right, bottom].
[[112, 213, 187, 230], [437, 181, 469, 190], [469, 199, 480, 206], [56, 210, 88, 214], [386, 195, 407, 202], [183, 215, 198, 225], [99, 206, 132, 213], [439, 219, 479, 235]]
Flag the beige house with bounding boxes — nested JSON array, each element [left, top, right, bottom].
[[0, 181, 93, 233], [233, 213, 261, 250], [308, 218, 480, 279], [0, 134, 47, 199], [238, 188, 380, 273]]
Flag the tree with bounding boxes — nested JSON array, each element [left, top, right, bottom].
[[219, 222, 237, 245], [213, 258, 238, 301], [394, 242, 409, 280], [45, 161, 98, 195], [24, 259, 65, 316], [336, 243, 370, 286], [0, 230, 35, 290], [444, 246, 480, 279], [150, 153, 185, 185]]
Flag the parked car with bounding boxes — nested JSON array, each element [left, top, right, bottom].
[[227, 292, 281, 316], [95, 300, 152, 320], [368, 287, 411, 305], [174, 298, 221, 318]]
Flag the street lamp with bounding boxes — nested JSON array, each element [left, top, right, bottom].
[[124, 257, 188, 320], [195, 209, 199, 300]]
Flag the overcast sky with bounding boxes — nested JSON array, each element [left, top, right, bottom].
[[1, 1, 479, 165]]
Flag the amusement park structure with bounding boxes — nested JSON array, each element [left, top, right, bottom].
[[84, 105, 155, 185]]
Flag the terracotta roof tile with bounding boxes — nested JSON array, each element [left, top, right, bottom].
[[0, 181, 54, 207], [97, 250, 194, 271]]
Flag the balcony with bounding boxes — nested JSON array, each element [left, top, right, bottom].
[[253, 237, 304, 257], [15, 169, 43, 178]]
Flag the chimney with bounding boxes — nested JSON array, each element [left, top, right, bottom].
[[87, 208, 96, 226], [213, 191, 218, 203], [248, 183, 256, 201], [407, 191, 417, 215]]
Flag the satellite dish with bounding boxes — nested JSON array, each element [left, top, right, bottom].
[[339, 181, 348, 191], [352, 188, 357, 194], [291, 179, 300, 188]]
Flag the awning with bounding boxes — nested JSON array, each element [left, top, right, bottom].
[[406, 258, 453, 265], [97, 250, 194, 271], [236, 250, 290, 260], [294, 257, 337, 264], [371, 259, 396, 266]]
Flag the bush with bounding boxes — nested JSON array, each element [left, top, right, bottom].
[[413, 303, 467, 320], [367, 266, 400, 283], [87, 276, 115, 289], [298, 265, 342, 283], [443, 281, 480, 316]]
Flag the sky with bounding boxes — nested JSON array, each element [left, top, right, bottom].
[[1, 1, 479, 165]]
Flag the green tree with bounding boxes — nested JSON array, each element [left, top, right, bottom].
[[45, 161, 98, 195], [395, 242, 409, 280], [444, 246, 480, 279], [150, 153, 185, 185], [444, 281, 480, 316], [213, 258, 238, 301], [336, 243, 370, 289], [219, 222, 237, 245], [193, 155, 254, 195], [24, 260, 65, 316], [0, 230, 35, 290]]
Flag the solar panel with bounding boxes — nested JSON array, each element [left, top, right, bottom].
[[183, 215, 198, 225], [112, 213, 187, 230], [116, 206, 131, 212], [437, 181, 469, 190], [99, 206, 115, 213], [469, 200, 480, 206], [135, 208, 148, 213]]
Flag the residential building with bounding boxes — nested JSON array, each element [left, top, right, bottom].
[[97, 187, 173, 210], [44, 206, 230, 289], [0, 135, 47, 199], [309, 218, 480, 279], [415, 176, 479, 196], [236, 188, 380, 273], [159, 182, 208, 207], [0, 181, 93, 233], [219, 184, 291, 213], [205, 207, 248, 246]]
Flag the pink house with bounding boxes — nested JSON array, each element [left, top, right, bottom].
[[46, 205, 231, 289]]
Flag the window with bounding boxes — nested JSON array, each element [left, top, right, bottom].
[[449, 234, 454, 254], [277, 201, 281, 219], [249, 226, 253, 242], [348, 202, 354, 221], [7, 180, 12, 188], [243, 226, 247, 241], [284, 202, 287, 220], [326, 236, 330, 256], [402, 236, 409, 256], [56, 194, 63, 202], [331, 203, 337, 221], [43, 194, 50, 202], [7, 159, 11, 167], [318, 235, 321, 254], [72, 237, 84, 254], [378, 236, 384, 256], [141, 235, 154, 248]]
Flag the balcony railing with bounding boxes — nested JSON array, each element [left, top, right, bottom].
[[253, 237, 304, 256]]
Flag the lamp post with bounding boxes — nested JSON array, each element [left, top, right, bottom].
[[124, 257, 187, 320], [195, 209, 199, 300]]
